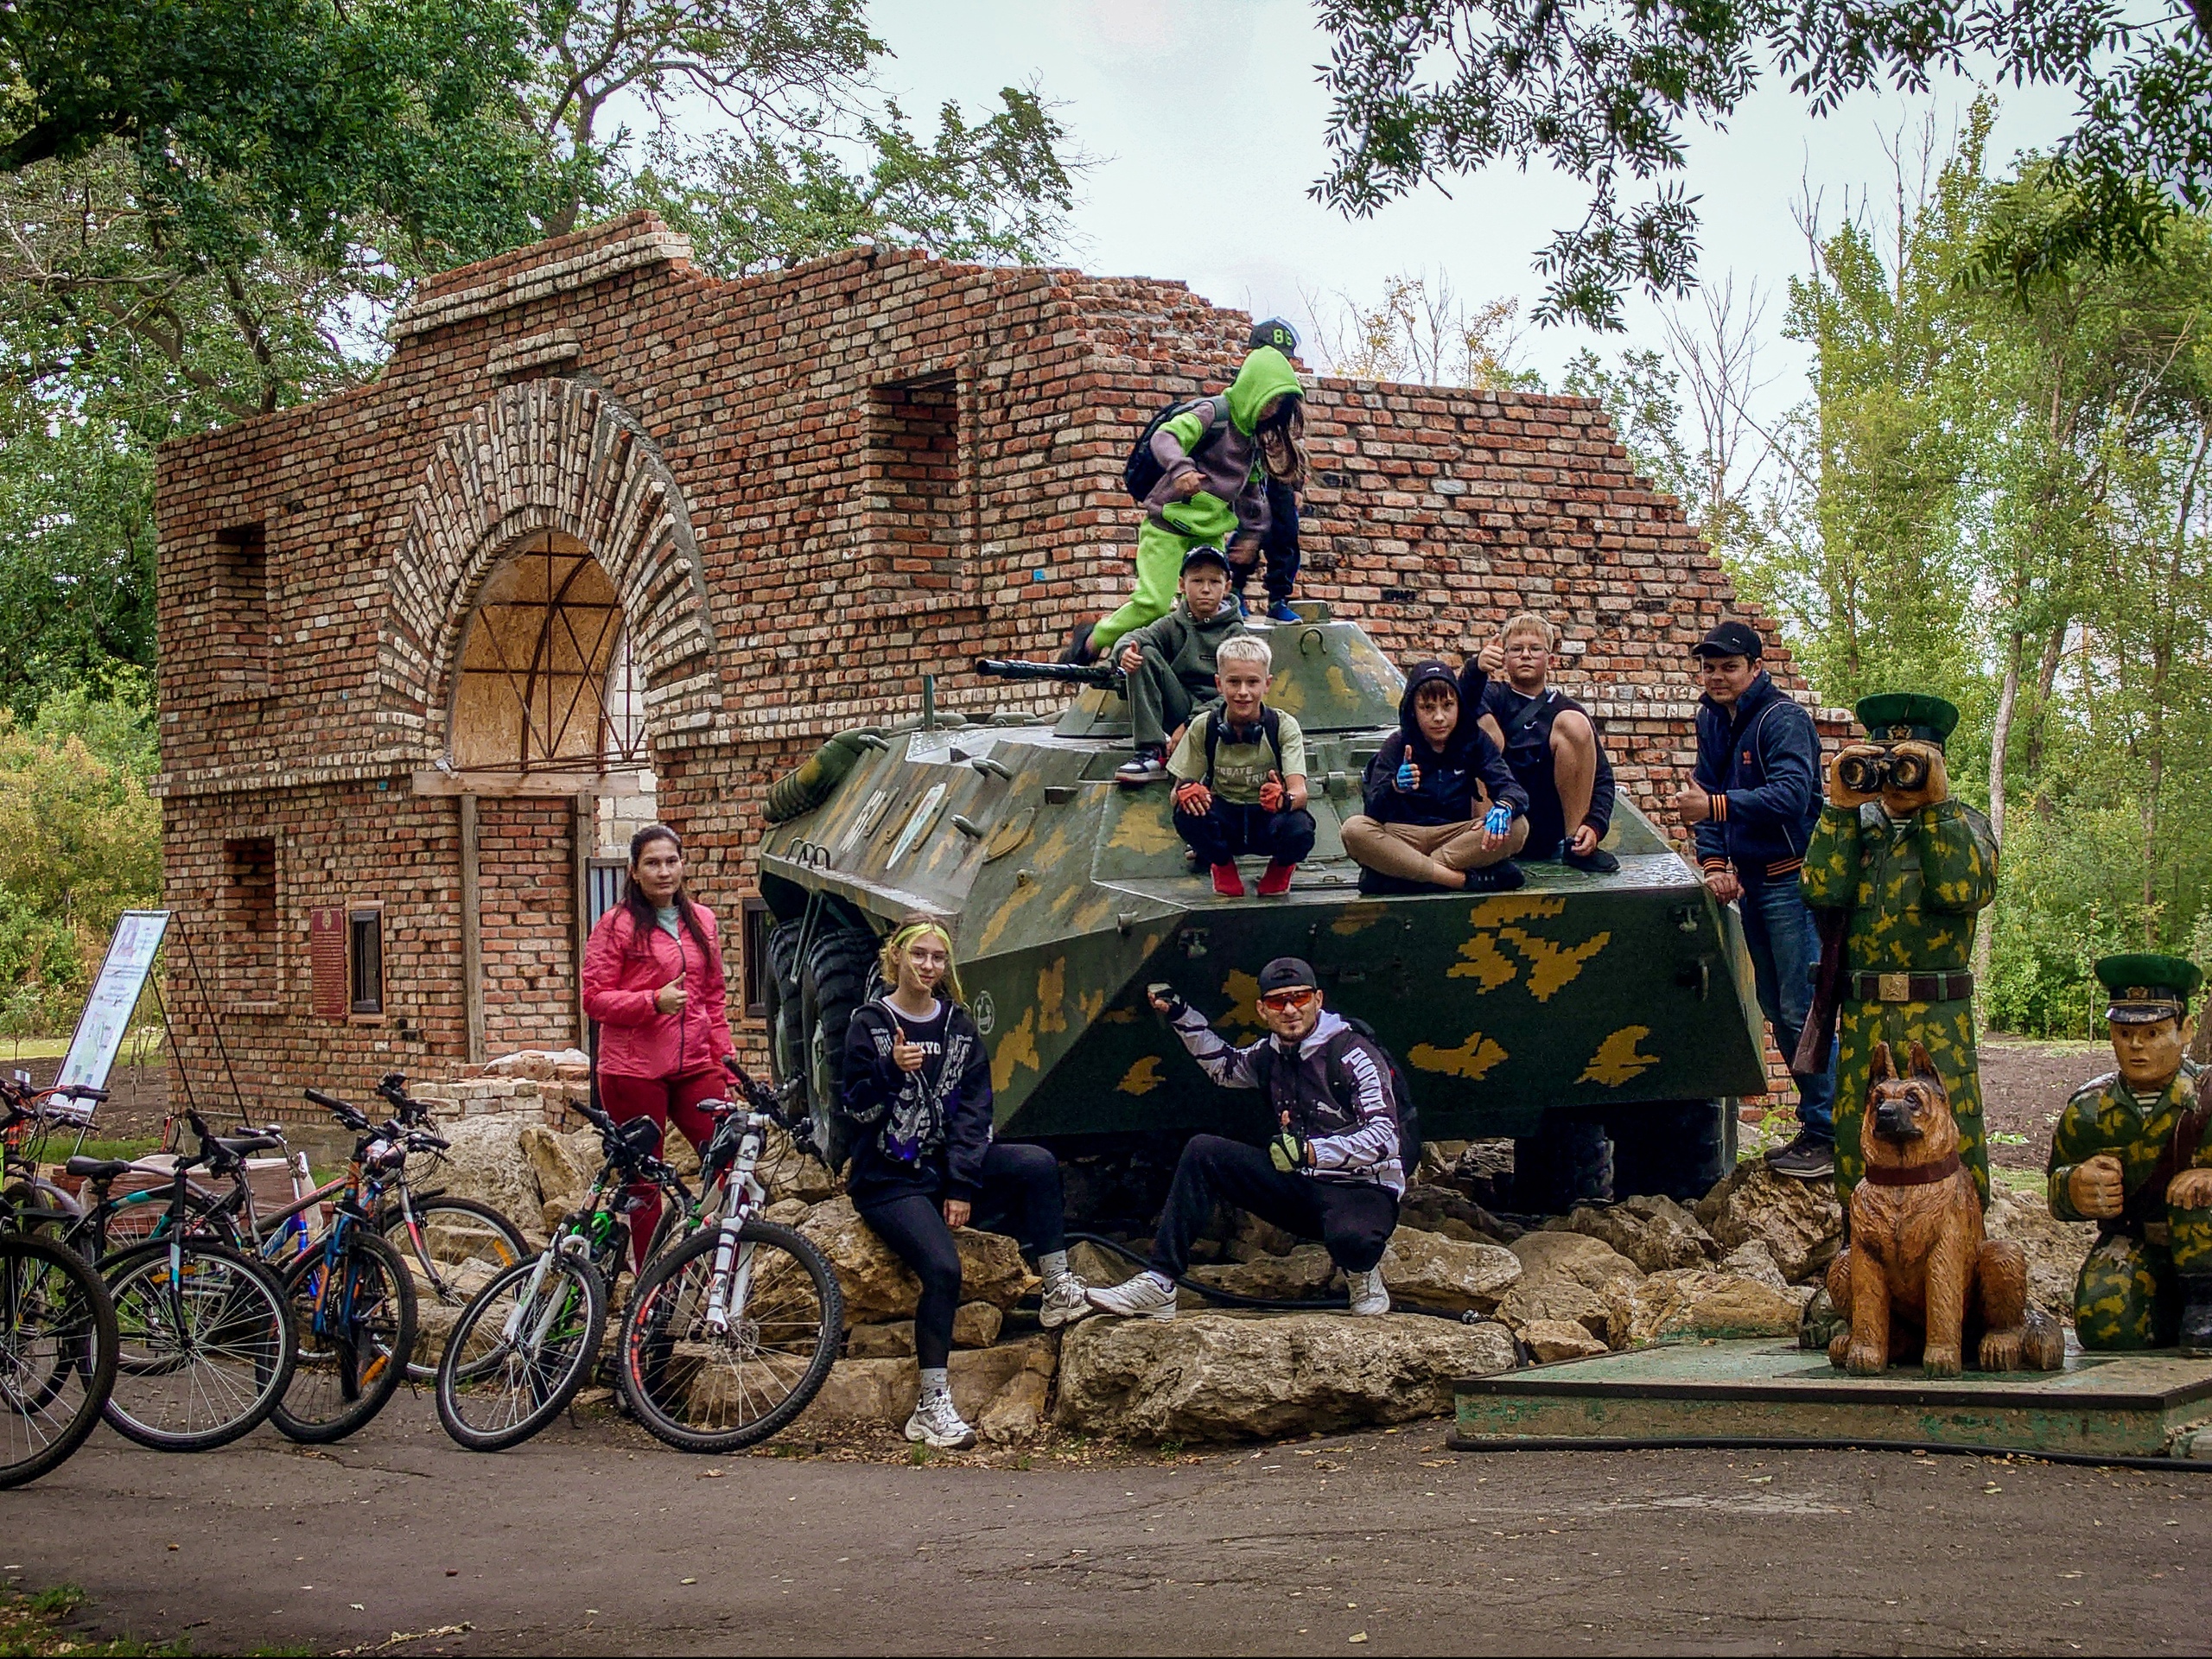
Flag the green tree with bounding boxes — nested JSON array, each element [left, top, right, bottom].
[[1311, 0, 2212, 332]]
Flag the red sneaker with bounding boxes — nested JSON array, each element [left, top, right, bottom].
[[1256, 861, 1295, 897], [1211, 863, 1246, 898]]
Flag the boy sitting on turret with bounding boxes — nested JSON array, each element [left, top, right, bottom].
[[1168, 634, 1313, 898], [1115, 545, 1248, 786]]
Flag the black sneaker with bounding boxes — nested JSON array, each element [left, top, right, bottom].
[[1356, 867, 1429, 895], [1058, 622, 1098, 666], [1765, 1134, 1836, 1180], [1562, 846, 1620, 874], [1464, 860, 1526, 893]]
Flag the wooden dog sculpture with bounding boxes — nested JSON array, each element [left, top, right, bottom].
[[1827, 1041, 2064, 1376]]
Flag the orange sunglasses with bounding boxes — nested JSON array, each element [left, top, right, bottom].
[[1259, 987, 1319, 1013]]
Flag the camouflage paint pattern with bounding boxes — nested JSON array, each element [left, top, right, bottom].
[[1802, 798, 1998, 1204], [2047, 1064, 2212, 1349], [759, 612, 1769, 1142]]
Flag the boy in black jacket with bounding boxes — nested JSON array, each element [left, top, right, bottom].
[[1669, 620, 1837, 1179], [1087, 957, 1405, 1321], [1467, 613, 1620, 873], [1342, 661, 1529, 893]]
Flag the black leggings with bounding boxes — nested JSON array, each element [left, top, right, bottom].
[[1150, 1134, 1399, 1279], [855, 1142, 1066, 1370]]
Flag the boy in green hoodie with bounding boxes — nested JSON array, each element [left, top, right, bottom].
[[1114, 545, 1249, 785], [1063, 346, 1306, 665]]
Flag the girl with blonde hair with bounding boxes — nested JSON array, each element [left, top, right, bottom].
[[840, 913, 1092, 1448]]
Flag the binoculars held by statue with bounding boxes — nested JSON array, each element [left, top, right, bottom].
[[1838, 748, 1929, 794]]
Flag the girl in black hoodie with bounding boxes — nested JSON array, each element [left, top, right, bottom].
[[1341, 662, 1530, 893], [840, 914, 1093, 1450]]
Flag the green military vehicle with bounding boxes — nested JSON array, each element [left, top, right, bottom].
[[756, 606, 1765, 1211]]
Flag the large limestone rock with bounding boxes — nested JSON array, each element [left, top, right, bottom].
[[1718, 1238, 1790, 1292], [428, 1115, 588, 1236], [1522, 1319, 1610, 1363], [1224, 1212, 1300, 1262], [1698, 1160, 1844, 1284], [1984, 1184, 2094, 1319], [1550, 1195, 1719, 1274], [798, 1334, 1056, 1432], [1398, 1185, 1516, 1245], [760, 1125, 840, 1205], [953, 1300, 1004, 1348], [1622, 1268, 1808, 1346], [795, 1198, 1031, 1325], [1495, 1230, 1644, 1344], [1058, 1312, 1515, 1441], [1379, 1228, 1521, 1314], [1187, 1245, 1339, 1301]]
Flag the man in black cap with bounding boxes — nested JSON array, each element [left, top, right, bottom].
[[1086, 957, 1407, 1320], [1237, 317, 1305, 622], [1673, 619, 1834, 1179]]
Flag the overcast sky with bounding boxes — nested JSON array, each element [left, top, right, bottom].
[[861, 0, 2085, 428]]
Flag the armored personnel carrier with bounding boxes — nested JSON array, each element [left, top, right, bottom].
[[756, 607, 1766, 1211]]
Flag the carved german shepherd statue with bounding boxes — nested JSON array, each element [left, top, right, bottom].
[[1827, 1042, 2064, 1377]]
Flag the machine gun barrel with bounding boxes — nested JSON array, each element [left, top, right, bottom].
[[972, 657, 1126, 690]]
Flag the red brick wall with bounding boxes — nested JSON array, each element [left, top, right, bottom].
[[154, 213, 1820, 1122]]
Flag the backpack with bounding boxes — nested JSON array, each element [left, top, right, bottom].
[[1124, 394, 1232, 505], [1200, 706, 1284, 789]]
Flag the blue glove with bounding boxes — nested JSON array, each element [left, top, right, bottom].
[[1395, 760, 1418, 791], [1484, 804, 1512, 836]]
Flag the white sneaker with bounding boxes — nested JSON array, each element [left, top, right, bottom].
[[1346, 1268, 1390, 1316], [1039, 1274, 1096, 1329], [1086, 1271, 1178, 1322], [904, 1390, 976, 1450], [1116, 753, 1168, 786]]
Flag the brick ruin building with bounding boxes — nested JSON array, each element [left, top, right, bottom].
[[153, 211, 1821, 1130]]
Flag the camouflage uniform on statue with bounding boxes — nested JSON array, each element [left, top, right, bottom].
[[1801, 695, 1998, 1205], [2047, 955, 2212, 1353]]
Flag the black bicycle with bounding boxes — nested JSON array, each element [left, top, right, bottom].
[[270, 1093, 423, 1444]]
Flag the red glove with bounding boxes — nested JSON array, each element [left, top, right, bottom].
[[1258, 772, 1286, 813], [1173, 781, 1213, 815]]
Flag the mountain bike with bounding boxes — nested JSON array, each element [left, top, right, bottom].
[[614, 1067, 841, 1452], [0, 1097, 118, 1488], [270, 1093, 423, 1444]]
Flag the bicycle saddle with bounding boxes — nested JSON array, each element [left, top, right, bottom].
[[213, 1132, 286, 1158], [65, 1156, 137, 1182]]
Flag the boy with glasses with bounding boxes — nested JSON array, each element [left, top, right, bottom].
[[1671, 620, 1835, 1179], [1086, 957, 1407, 1321]]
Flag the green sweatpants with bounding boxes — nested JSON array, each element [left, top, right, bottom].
[[1090, 521, 1198, 654], [2075, 1209, 2212, 1350]]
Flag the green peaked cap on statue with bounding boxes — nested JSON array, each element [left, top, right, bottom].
[[2094, 953, 2202, 1024], [1854, 692, 1960, 745]]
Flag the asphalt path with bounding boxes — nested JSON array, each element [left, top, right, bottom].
[[9, 1398, 2209, 1656]]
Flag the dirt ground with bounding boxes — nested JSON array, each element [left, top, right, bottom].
[[8, 1397, 2207, 1656]]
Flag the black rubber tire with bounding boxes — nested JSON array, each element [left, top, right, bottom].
[[100, 1239, 296, 1452], [1607, 1099, 1731, 1203], [434, 1252, 606, 1453], [615, 1219, 843, 1452], [378, 1195, 527, 1382], [799, 925, 878, 1175], [1512, 1112, 1614, 1214], [764, 919, 810, 1135], [272, 1228, 416, 1444], [0, 1232, 119, 1489]]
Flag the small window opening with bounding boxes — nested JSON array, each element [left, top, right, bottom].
[[866, 372, 966, 590], [213, 523, 270, 695], [348, 906, 385, 1016], [222, 836, 277, 991]]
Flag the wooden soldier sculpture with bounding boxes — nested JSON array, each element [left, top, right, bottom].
[[2047, 955, 2212, 1353], [1800, 694, 1999, 1205]]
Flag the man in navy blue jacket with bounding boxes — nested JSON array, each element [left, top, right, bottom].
[[1672, 620, 1838, 1179]]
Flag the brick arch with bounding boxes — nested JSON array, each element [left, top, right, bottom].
[[375, 378, 719, 761]]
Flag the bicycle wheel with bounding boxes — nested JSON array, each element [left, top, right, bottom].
[[271, 1229, 416, 1445], [102, 1240, 296, 1452], [434, 1252, 604, 1452], [616, 1220, 842, 1453], [380, 1196, 526, 1382], [0, 1233, 118, 1488]]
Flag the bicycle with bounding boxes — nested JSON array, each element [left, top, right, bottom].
[[270, 1094, 423, 1444], [92, 1116, 296, 1452], [0, 1099, 118, 1488], [613, 1066, 841, 1452]]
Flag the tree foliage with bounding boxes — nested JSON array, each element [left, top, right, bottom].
[[1312, 0, 2212, 331]]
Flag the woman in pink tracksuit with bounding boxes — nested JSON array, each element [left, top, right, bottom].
[[581, 823, 734, 1265]]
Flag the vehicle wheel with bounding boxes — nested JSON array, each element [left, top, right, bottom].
[[615, 1219, 843, 1452], [799, 925, 878, 1175], [0, 1233, 118, 1489], [378, 1195, 527, 1382], [1512, 1112, 1613, 1214], [272, 1229, 416, 1444], [1607, 1099, 1731, 1203], [101, 1240, 296, 1452], [435, 1253, 605, 1452]]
